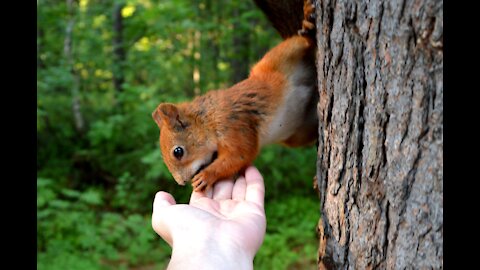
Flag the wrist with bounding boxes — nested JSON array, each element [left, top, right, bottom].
[[168, 235, 254, 270]]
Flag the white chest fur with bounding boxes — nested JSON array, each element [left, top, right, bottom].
[[259, 64, 315, 146]]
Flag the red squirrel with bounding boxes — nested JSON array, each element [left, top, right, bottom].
[[152, 0, 317, 192]]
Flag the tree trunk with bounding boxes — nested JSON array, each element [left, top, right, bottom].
[[113, 2, 126, 96], [230, 3, 251, 84], [201, 0, 221, 90], [192, 29, 201, 96], [313, 0, 443, 269], [65, 0, 85, 136]]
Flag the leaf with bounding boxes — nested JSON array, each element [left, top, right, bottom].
[[61, 189, 82, 199], [79, 189, 103, 205], [49, 199, 70, 210]]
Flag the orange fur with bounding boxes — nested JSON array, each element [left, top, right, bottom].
[[153, 2, 317, 192]]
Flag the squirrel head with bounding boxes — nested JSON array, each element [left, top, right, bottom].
[[152, 103, 218, 186]]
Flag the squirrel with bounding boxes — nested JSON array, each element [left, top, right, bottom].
[[152, 0, 318, 192]]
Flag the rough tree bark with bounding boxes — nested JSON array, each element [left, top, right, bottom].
[[313, 0, 443, 269]]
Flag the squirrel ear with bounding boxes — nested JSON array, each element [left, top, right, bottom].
[[152, 108, 163, 129], [152, 103, 178, 129]]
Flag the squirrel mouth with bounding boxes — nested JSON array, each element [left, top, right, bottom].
[[191, 151, 218, 180]]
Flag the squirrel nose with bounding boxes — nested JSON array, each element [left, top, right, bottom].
[[177, 178, 187, 186]]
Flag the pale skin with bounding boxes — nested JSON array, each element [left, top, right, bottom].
[[151, 166, 267, 270]]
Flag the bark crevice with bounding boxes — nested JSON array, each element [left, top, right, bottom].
[[315, 0, 442, 268]]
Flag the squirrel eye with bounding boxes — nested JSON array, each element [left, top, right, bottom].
[[173, 146, 184, 160]]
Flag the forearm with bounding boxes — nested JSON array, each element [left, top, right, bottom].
[[167, 238, 254, 270]]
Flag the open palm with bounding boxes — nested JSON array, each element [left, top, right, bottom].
[[152, 166, 266, 260]]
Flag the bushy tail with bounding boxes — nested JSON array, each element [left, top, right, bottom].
[[254, 0, 316, 41]]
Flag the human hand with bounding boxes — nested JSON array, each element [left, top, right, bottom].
[[152, 166, 266, 270]]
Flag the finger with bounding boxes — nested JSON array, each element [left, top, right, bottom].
[[151, 191, 176, 246], [213, 178, 234, 200], [244, 166, 265, 207], [232, 175, 247, 201], [189, 185, 214, 203], [190, 188, 207, 203], [205, 185, 213, 199]]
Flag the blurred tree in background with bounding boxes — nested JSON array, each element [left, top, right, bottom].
[[37, 0, 319, 269]]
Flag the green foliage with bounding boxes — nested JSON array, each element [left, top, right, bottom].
[[254, 197, 319, 270], [255, 145, 318, 200], [37, 178, 170, 269], [38, 0, 319, 268]]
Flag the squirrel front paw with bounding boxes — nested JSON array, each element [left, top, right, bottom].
[[191, 171, 216, 192], [298, 0, 316, 36]]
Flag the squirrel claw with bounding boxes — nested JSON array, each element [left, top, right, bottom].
[[298, 29, 306, 35], [192, 172, 213, 192], [299, 0, 316, 36], [194, 181, 206, 192], [192, 179, 206, 192]]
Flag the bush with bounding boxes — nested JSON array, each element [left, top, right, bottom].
[[255, 197, 319, 270], [37, 178, 171, 269]]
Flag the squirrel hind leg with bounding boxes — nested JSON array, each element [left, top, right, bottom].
[[298, 0, 316, 36]]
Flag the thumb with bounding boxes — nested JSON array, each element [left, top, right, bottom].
[[153, 191, 176, 210], [152, 191, 176, 246]]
